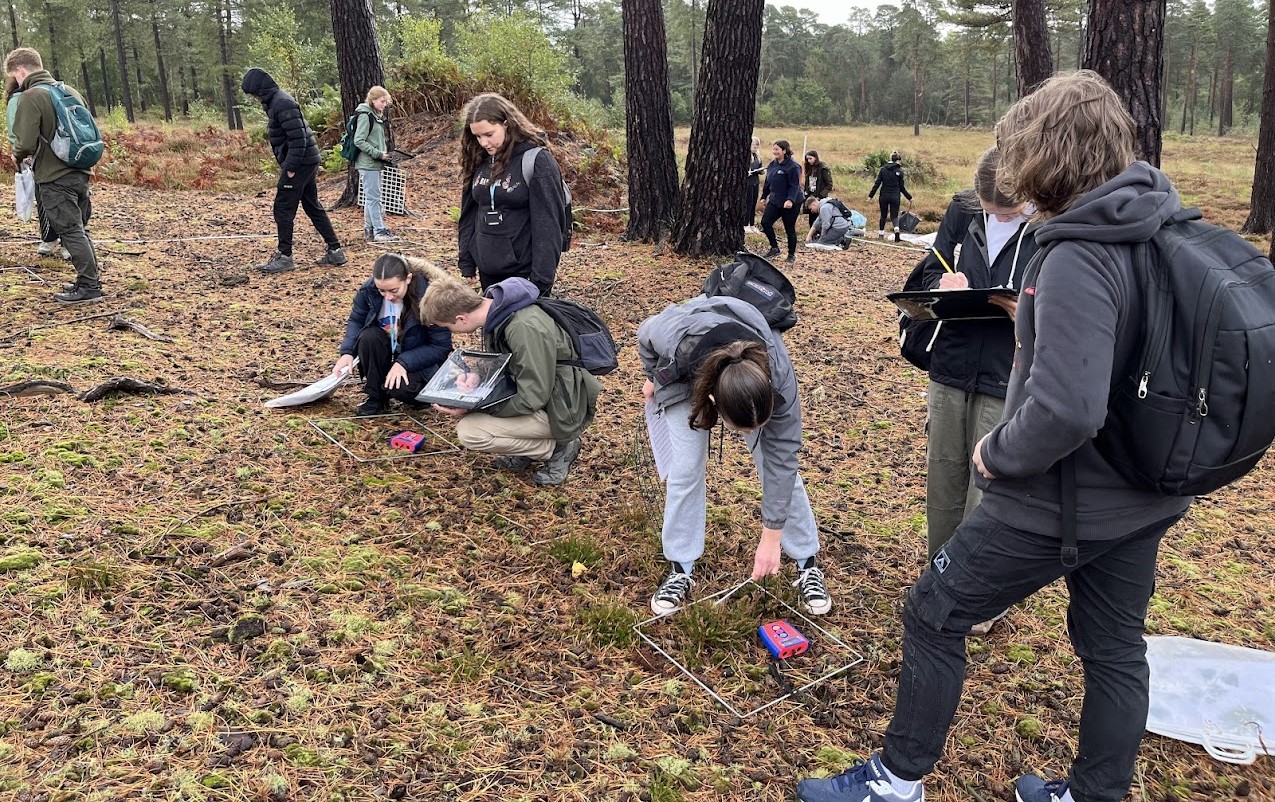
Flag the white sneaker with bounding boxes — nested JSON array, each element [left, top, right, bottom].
[[36, 240, 57, 256], [793, 563, 832, 615], [744, 225, 761, 235], [650, 569, 693, 615]]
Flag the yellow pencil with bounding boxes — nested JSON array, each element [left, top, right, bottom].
[[931, 247, 955, 273]]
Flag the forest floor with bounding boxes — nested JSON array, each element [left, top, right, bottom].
[[0, 120, 1273, 802]]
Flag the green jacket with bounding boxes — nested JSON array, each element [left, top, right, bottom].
[[352, 102, 387, 172], [485, 305, 601, 443], [12, 70, 89, 184]]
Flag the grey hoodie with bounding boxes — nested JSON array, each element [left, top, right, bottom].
[[637, 295, 803, 530], [976, 162, 1194, 539]]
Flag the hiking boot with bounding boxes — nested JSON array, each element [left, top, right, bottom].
[[492, 455, 534, 472], [968, 608, 1009, 637], [796, 753, 923, 802], [763, 246, 782, 258], [1014, 775, 1071, 802], [531, 437, 581, 485], [373, 230, 402, 243], [316, 247, 348, 266], [54, 284, 103, 304], [257, 251, 296, 274], [793, 560, 832, 615], [355, 397, 387, 417], [650, 566, 693, 615], [785, 253, 796, 263]]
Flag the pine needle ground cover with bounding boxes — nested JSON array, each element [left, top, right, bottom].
[[0, 124, 1272, 802]]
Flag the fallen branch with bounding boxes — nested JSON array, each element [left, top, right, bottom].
[[0, 379, 75, 397], [79, 377, 195, 402], [3, 307, 132, 340], [108, 314, 173, 343], [590, 711, 628, 731], [205, 542, 255, 569]]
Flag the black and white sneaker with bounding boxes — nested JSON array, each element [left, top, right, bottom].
[[793, 559, 831, 615], [650, 565, 693, 616]]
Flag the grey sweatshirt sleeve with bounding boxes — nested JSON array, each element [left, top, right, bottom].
[[755, 389, 801, 530], [980, 242, 1122, 479]]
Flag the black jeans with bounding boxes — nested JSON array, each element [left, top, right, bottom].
[[881, 505, 1183, 802], [274, 163, 339, 256], [761, 202, 800, 256], [356, 326, 439, 405], [878, 195, 901, 231], [38, 172, 99, 289]]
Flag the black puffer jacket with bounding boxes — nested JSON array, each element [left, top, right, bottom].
[[241, 68, 320, 174], [921, 192, 1040, 398]]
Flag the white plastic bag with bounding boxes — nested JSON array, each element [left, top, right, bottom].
[[14, 165, 34, 222], [1145, 635, 1275, 764]]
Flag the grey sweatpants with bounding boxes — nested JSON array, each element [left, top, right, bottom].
[[925, 380, 1004, 559], [814, 221, 851, 246], [656, 398, 819, 567]]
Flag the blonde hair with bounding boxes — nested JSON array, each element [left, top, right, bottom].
[[4, 48, 42, 74], [365, 85, 390, 105], [995, 70, 1135, 218], [420, 278, 483, 325]]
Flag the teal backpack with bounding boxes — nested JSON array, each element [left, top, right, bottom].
[[40, 83, 103, 169], [338, 110, 371, 161]]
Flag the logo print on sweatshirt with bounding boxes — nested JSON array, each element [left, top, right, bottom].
[[932, 549, 950, 573]]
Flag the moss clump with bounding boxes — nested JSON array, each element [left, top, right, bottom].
[[3, 648, 41, 672], [24, 671, 56, 695], [1015, 716, 1044, 740], [161, 667, 198, 694], [283, 743, 322, 767], [121, 710, 166, 736], [1006, 643, 1037, 665], [0, 549, 42, 574]]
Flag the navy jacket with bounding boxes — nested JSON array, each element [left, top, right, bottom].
[[241, 68, 320, 174], [338, 277, 453, 376], [922, 193, 1040, 398], [761, 157, 804, 208]]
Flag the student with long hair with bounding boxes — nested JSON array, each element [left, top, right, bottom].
[[869, 150, 912, 242], [920, 146, 1040, 636], [639, 293, 830, 616], [333, 254, 453, 417], [352, 85, 400, 243], [457, 93, 569, 296], [796, 70, 1196, 802], [419, 275, 599, 486], [759, 140, 804, 263], [744, 136, 764, 232], [802, 149, 833, 228]]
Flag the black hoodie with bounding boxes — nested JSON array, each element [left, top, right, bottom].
[[976, 163, 1194, 540], [241, 68, 320, 174]]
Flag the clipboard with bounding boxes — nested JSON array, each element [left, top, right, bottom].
[[415, 350, 517, 410], [887, 287, 1017, 322]]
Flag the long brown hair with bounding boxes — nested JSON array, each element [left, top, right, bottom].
[[458, 93, 550, 182], [689, 341, 773, 430], [995, 70, 1135, 218]]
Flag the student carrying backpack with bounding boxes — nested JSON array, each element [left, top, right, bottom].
[[701, 252, 798, 331]]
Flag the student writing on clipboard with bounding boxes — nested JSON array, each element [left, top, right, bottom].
[[921, 146, 1041, 636]]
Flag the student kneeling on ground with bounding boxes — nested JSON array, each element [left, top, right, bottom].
[[420, 276, 600, 486], [639, 293, 831, 617], [334, 254, 453, 417], [804, 197, 851, 250]]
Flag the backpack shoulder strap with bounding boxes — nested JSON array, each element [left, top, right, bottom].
[[521, 146, 543, 186]]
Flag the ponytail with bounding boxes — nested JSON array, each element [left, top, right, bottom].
[[689, 341, 773, 430]]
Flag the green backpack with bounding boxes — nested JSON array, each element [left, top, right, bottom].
[[338, 110, 371, 161], [40, 83, 103, 169]]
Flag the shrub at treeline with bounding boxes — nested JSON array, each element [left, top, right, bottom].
[[0, 0, 1265, 137]]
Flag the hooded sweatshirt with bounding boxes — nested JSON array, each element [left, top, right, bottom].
[[976, 162, 1194, 539], [458, 140, 567, 296], [869, 161, 911, 202], [482, 278, 601, 442], [351, 101, 388, 172], [240, 68, 320, 174], [637, 295, 803, 531]]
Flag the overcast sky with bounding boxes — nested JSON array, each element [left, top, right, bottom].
[[768, 0, 883, 26]]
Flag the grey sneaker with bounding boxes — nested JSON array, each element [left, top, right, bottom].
[[54, 284, 103, 304], [257, 251, 296, 274], [530, 437, 581, 486], [315, 247, 348, 266], [36, 240, 58, 256], [373, 231, 402, 243], [492, 455, 534, 472]]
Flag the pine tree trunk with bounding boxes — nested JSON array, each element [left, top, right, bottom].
[[99, 47, 114, 110], [1218, 51, 1233, 136], [1013, 0, 1053, 95], [670, 0, 763, 258], [79, 55, 96, 116], [216, 0, 238, 129], [621, 0, 679, 244], [109, 0, 135, 122], [329, 0, 386, 209], [46, 4, 61, 79], [7, 1, 17, 50], [1083, 0, 1165, 165], [133, 43, 147, 113], [152, 13, 173, 121], [1241, 0, 1275, 234], [912, 50, 921, 136]]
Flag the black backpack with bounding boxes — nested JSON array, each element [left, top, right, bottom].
[[521, 147, 574, 252], [897, 255, 938, 371], [702, 252, 798, 331], [532, 297, 619, 376], [1092, 208, 1275, 496], [826, 198, 853, 220]]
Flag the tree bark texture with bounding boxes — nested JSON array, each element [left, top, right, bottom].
[[621, 0, 679, 243], [79, 56, 96, 116], [1013, 0, 1054, 95], [1218, 51, 1233, 136], [45, 2, 60, 79], [99, 47, 113, 110], [329, 0, 386, 208], [152, 12, 173, 121], [110, 0, 135, 123], [217, 0, 238, 130], [7, 1, 17, 50], [1242, 0, 1275, 234], [670, 0, 764, 257], [1083, 0, 1165, 166], [132, 43, 147, 113]]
